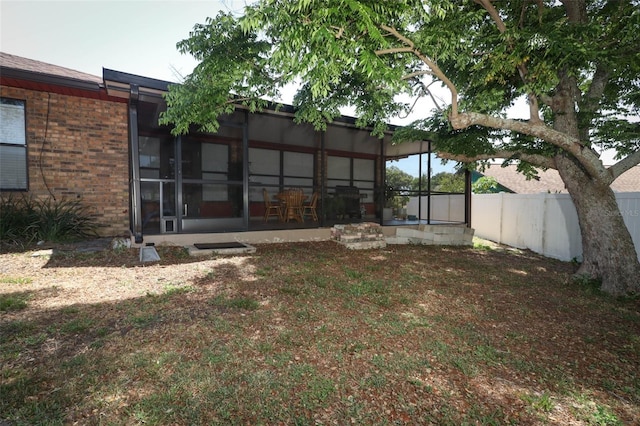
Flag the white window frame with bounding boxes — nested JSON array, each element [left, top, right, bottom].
[[0, 98, 28, 190]]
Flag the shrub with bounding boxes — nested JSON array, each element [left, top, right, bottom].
[[0, 195, 98, 247]]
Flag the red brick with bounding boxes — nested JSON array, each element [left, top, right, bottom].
[[1, 85, 129, 237]]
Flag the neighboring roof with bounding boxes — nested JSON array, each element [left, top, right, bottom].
[[0, 51, 102, 84], [611, 165, 640, 192], [478, 163, 640, 193]]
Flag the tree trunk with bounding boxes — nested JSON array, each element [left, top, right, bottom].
[[556, 154, 640, 296]]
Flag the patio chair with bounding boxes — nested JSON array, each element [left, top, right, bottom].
[[302, 192, 319, 221], [263, 188, 282, 222], [280, 189, 306, 222]]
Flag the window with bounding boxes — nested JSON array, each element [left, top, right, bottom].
[[0, 98, 27, 190], [282, 151, 313, 189], [327, 156, 375, 201], [201, 143, 229, 201]]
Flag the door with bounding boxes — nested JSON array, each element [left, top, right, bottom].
[[179, 137, 244, 232]]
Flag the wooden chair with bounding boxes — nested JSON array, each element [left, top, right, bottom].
[[302, 192, 319, 221], [281, 189, 305, 222], [263, 188, 282, 222]]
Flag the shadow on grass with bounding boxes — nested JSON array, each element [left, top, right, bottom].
[[1, 242, 639, 425]]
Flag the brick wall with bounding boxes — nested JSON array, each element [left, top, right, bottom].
[[0, 85, 130, 237]]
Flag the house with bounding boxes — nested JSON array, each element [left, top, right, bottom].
[[1, 52, 129, 237], [472, 163, 640, 194], [1, 52, 464, 244]]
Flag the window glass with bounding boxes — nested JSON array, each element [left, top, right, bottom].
[[249, 148, 280, 175], [202, 143, 228, 173], [283, 177, 313, 190], [353, 158, 374, 181], [0, 98, 27, 190], [139, 136, 175, 179], [328, 156, 350, 180], [283, 151, 313, 177]]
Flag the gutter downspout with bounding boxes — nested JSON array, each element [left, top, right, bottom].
[[128, 84, 143, 244]]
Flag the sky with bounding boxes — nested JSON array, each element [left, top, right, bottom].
[[0, 0, 243, 82]]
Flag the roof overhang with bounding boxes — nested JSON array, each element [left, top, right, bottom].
[[385, 139, 433, 159], [102, 68, 402, 134], [103, 68, 169, 103], [0, 66, 102, 91], [102, 68, 434, 155], [0, 65, 122, 102]]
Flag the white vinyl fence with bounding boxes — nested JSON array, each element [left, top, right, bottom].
[[406, 194, 466, 223], [472, 192, 640, 262]]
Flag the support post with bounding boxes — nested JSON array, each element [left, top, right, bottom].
[[128, 84, 143, 243], [427, 140, 432, 225]]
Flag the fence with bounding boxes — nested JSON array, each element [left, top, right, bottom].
[[406, 194, 466, 223], [471, 192, 640, 262]]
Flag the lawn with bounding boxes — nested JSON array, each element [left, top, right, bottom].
[[1, 241, 639, 425]]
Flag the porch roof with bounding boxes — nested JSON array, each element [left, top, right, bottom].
[[102, 68, 432, 158]]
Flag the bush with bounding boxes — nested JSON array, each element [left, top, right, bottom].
[[0, 195, 98, 247], [472, 176, 500, 194]]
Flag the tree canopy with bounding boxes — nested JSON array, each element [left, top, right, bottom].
[[161, 0, 640, 295]]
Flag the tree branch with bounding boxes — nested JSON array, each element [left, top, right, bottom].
[[449, 111, 609, 179], [474, 0, 542, 122], [608, 150, 640, 182], [378, 24, 459, 116], [374, 47, 414, 55], [436, 149, 557, 169], [402, 70, 434, 80], [581, 65, 610, 113]]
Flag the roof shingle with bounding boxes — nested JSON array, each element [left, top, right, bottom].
[[0, 51, 102, 84], [479, 163, 640, 193]]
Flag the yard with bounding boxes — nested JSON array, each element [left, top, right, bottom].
[[1, 240, 638, 425]]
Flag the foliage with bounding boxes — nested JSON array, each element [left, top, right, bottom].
[[384, 165, 413, 208], [429, 171, 465, 193], [472, 176, 500, 194], [162, 1, 639, 153], [0, 195, 98, 247], [160, 0, 640, 294]]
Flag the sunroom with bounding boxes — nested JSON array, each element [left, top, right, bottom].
[[103, 69, 469, 242]]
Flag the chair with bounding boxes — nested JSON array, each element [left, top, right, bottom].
[[302, 192, 319, 221], [281, 189, 305, 222], [263, 188, 282, 222]]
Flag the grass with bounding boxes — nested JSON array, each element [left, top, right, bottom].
[[0, 292, 29, 312], [1, 241, 639, 425], [0, 276, 33, 285]]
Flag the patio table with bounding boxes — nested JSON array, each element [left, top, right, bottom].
[[276, 190, 307, 222]]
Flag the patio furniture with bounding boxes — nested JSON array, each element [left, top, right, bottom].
[[263, 188, 282, 222], [278, 189, 306, 222], [302, 192, 319, 221]]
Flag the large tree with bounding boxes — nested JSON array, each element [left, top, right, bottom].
[[161, 0, 640, 295]]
